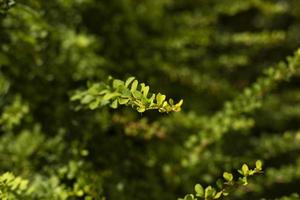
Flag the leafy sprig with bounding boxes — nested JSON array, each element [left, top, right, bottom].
[[71, 76, 183, 113], [179, 161, 263, 200]]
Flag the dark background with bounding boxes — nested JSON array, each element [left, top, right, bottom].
[[1, 0, 300, 199]]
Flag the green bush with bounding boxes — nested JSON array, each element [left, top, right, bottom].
[[1, 0, 300, 199]]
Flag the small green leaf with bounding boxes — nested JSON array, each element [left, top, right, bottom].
[[76, 190, 84, 197], [120, 88, 131, 97], [169, 98, 174, 105], [132, 90, 143, 99], [113, 79, 124, 89], [240, 176, 248, 185], [87, 83, 103, 94], [89, 99, 100, 110], [131, 80, 138, 92], [162, 101, 169, 108], [176, 99, 184, 106], [125, 77, 135, 87], [118, 98, 129, 105], [242, 164, 249, 176], [249, 169, 255, 176], [137, 106, 146, 113], [103, 92, 120, 101], [214, 191, 223, 199], [142, 85, 149, 97], [223, 192, 229, 196], [184, 194, 195, 200], [223, 172, 233, 182], [173, 99, 183, 112], [156, 93, 166, 106], [70, 92, 84, 101], [100, 99, 110, 106], [148, 94, 155, 106], [205, 186, 215, 199], [255, 160, 262, 170], [99, 89, 109, 95], [194, 184, 204, 197], [110, 99, 118, 109], [81, 95, 94, 104]]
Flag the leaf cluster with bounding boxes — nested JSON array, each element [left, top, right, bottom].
[[0, 172, 29, 200], [180, 161, 263, 200], [71, 77, 183, 113]]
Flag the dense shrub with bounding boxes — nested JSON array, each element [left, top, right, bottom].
[[1, 0, 300, 199]]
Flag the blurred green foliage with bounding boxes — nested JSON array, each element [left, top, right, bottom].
[[1, 0, 300, 199]]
